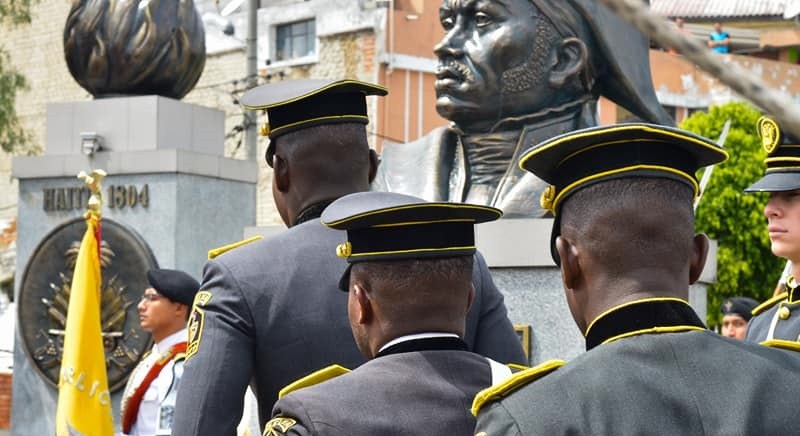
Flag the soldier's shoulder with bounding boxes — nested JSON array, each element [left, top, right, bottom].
[[278, 364, 352, 399], [471, 359, 565, 416], [207, 235, 264, 260], [752, 292, 788, 316], [759, 339, 800, 353]]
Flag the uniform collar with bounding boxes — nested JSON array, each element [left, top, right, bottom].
[[584, 298, 706, 351], [787, 275, 799, 303], [155, 328, 187, 355], [375, 333, 466, 358], [294, 199, 335, 226]]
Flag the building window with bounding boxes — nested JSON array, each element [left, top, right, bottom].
[[275, 19, 316, 61]]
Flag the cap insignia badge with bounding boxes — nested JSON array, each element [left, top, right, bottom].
[[758, 117, 780, 154]]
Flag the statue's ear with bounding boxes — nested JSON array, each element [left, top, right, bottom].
[[549, 37, 588, 89]]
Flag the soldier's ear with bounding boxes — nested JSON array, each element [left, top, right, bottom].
[[368, 149, 379, 184], [177, 303, 190, 320], [548, 37, 588, 89], [353, 283, 373, 324], [689, 234, 709, 285], [556, 235, 581, 291], [273, 154, 290, 193]]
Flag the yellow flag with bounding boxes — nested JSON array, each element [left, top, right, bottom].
[[55, 214, 114, 436]]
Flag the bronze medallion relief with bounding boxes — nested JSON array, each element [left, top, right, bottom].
[[18, 217, 158, 392]]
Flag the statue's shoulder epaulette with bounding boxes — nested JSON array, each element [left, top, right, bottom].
[[752, 292, 788, 316], [471, 359, 565, 416], [207, 235, 263, 260], [278, 364, 351, 399]]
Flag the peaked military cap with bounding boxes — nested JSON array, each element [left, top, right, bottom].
[[518, 123, 728, 265], [321, 191, 502, 291], [146, 268, 200, 306], [744, 116, 800, 192], [240, 78, 387, 166], [720, 296, 759, 321]]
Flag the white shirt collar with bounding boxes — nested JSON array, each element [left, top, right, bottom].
[[378, 332, 459, 354], [155, 328, 187, 355]]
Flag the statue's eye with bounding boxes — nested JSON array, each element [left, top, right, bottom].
[[441, 15, 455, 30], [475, 12, 492, 28]]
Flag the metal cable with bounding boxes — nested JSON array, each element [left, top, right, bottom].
[[599, 0, 800, 139]]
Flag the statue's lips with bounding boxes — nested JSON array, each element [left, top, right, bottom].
[[435, 62, 472, 89]]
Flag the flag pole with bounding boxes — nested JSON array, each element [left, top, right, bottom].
[[54, 169, 114, 436]]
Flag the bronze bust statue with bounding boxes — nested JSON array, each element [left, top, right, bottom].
[[374, 0, 672, 217]]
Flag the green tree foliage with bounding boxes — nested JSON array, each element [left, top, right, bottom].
[[0, 0, 33, 153], [680, 102, 784, 326]]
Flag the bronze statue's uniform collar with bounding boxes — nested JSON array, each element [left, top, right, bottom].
[[447, 98, 592, 212], [449, 97, 591, 136], [294, 200, 335, 226], [584, 298, 707, 351]]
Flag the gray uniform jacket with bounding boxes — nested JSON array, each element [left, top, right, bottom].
[[267, 337, 494, 436], [172, 218, 524, 436], [475, 299, 800, 436], [745, 285, 800, 343]]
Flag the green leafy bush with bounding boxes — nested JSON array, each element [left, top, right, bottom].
[[0, 0, 33, 153], [680, 101, 785, 327]]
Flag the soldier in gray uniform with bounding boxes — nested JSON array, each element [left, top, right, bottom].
[[171, 79, 525, 436], [263, 191, 517, 436], [473, 124, 800, 435], [744, 116, 800, 349]]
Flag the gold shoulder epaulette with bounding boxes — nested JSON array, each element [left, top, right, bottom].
[[278, 364, 351, 399], [207, 236, 263, 260], [752, 292, 788, 316], [760, 339, 800, 353], [175, 352, 187, 361], [471, 359, 565, 416], [508, 363, 529, 372]]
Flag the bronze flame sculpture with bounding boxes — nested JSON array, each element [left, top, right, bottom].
[[64, 0, 206, 99]]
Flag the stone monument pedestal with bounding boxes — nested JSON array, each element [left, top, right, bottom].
[[11, 96, 257, 435]]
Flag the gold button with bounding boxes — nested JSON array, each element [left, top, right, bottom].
[[336, 242, 352, 258], [779, 306, 791, 320]]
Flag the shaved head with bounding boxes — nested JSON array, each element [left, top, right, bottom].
[[350, 256, 474, 331], [560, 178, 695, 278], [273, 123, 371, 182], [271, 122, 376, 226]]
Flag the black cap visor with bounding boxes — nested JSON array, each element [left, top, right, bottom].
[[745, 171, 800, 192]]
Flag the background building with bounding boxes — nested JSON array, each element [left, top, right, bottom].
[[5, 0, 800, 230]]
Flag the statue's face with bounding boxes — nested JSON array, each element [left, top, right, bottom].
[[435, 0, 553, 131]]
